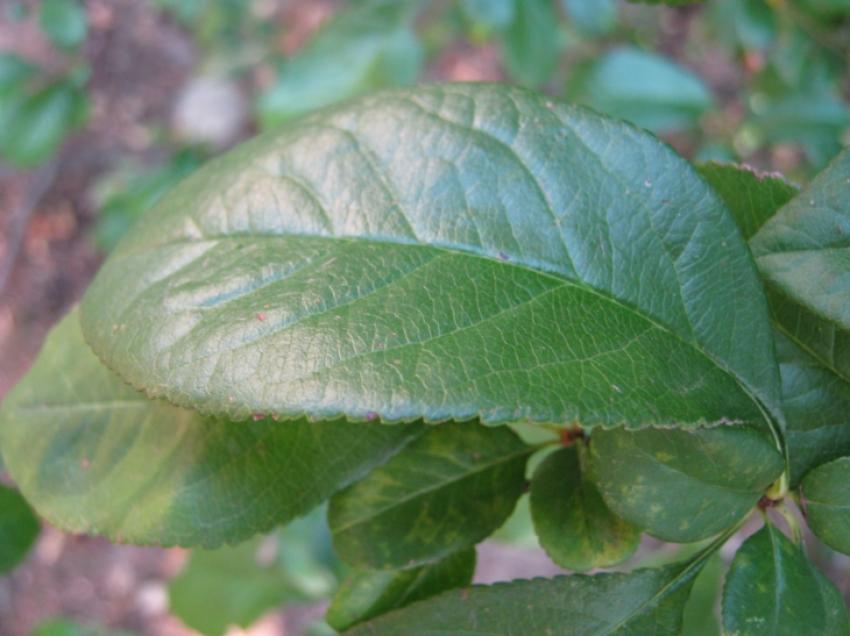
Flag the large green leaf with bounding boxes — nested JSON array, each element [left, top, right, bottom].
[[751, 149, 850, 383], [80, 83, 780, 433], [589, 426, 783, 542], [802, 456, 850, 556], [0, 484, 39, 573], [568, 47, 713, 132], [530, 446, 640, 570], [776, 333, 850, 485], [347, 544, 717, 635], [722, 523, 849, 635], [696, 162, 798, 241], [0, 311, 420, 547], [328, 422, 529, 568], [326, 548, 475, 631], [256, 0, 422, 128]]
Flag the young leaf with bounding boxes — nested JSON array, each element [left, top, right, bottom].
[[530, 446, 640, 571], [776, 333, 850, 486], [0, 311, 421, 548], [722, 523, 850, 635], [328, 422, 530, 568], [80, 83, 780, 433], [696, 162, 798, 241], [256, 0, 422, 127], [751, 148, 850, 383], [802, 456, 850, 556], [0, 484, 39, 573], [500, 0, 560, 87], [589, 426, 783, 542], [326, 548, 475, 631], [568, 47, 713, 132], [347, 545, 717, 635]]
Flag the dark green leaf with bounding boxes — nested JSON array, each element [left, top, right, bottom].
[[722, 523, 849, 635], [530, 446, 640, 571], [80, 84, 781, 434], [568, 47, 713, 132], [776, 333, 850, 485], [681, 555, 724, 636], [802, 456, 850, 556], [697, 162, 798, 241], [708, 0, 777, 50], [0, 484, 39, 573], [348, 545, 717, 635], [751, 148, 850, 382], [0, 311, 420, 548], [561, 0, 617, 36], [256, 0, 422, 127], [500, 0, 560, 86], [329, 422, 529, 568], [589, 426, 783, 542], [326, 549, 475, 631], [39, 0, 88, 49]]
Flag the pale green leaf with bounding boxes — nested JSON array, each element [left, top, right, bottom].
[[561, 0, 617, 36], [530, 446, 640, 571], [460, 0, 516, 30], [326, 548, 475, 631], [80, 83, 780, 434], [722, 523, 850, 635], [589, 426, 783, 542], [802, 456, 850, 556], [500, 0, 560, 86], [39, 0, 87, 49], [0, 311, 420, 548], [568, 47, 713, 132], [328, 422, 529, 568]]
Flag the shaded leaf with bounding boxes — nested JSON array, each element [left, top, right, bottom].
[[326, 548, 475, 631], [589, 426, 783, 542], [347, 545, 717, 635], [568, 47, 713, 132], [80, 84, 780, 435], [329, 422, 529, 568], [697, 162, 798, 241], [0, 484, 39, 573], [751, 148, 850, 382], [530, 446, 640, 571], [0, 311, 420, 548], [680, 555, 724, 636], [802, 456, 850, 556], [500, 0, 560, 86], [722, 523, 849, 635]]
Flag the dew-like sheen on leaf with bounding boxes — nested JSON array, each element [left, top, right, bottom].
[[80, 83, 779, 430], [0, 311, 420, 548]]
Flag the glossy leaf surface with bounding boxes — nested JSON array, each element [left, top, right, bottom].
[[326, 549, 475, 631], [530, 446, 640, 570], [347, 549, 713, 635], [0, 311, 420, 547], [722, 523, 849, 635], [329, 422, 529, 568], [81, 83, 780, 432], [802, 457, 850, 556], [589, 426, 783, 542]]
